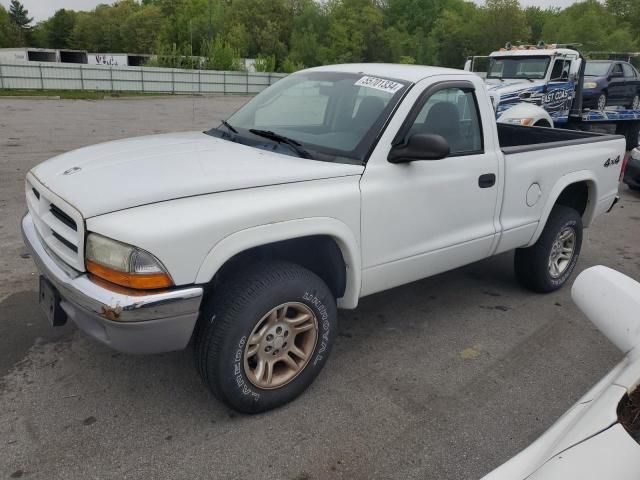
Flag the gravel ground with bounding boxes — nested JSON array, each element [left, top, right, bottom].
[[1, 96, 639, 480]]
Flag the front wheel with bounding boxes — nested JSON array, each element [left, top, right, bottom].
[[194, 260, 337, 413], [514, 205, 583, 293], [597, 92, 607, 111]]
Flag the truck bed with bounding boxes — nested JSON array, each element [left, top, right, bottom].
[[497, 123, 621, 153], [495, 123, 625, 257]]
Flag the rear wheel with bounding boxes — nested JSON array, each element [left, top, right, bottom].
[[194, 260, 337, 413], [628, 94, 640, 110], [514, 205, 583, 293]]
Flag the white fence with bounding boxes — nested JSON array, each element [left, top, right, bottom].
[[0, 60, 286, 94]]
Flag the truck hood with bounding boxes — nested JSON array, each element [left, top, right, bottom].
[[486, 79, 546, 103], [30, 131, 364, 218]]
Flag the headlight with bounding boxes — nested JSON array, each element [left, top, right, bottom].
[[504, 118, 534, 126], [583, 82, 597, 89], [85, 233, 173, 289]]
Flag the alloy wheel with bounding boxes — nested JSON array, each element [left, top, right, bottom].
[[548, 226, 576, 279], [243, 302, 318, 389]]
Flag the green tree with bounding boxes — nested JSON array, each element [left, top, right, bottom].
[[120, 4, 163, 53], [478, 0, 531, 51], [287, 0, 327, 67], [44, 9, 77, 49], [425, 0, 483, 67], [255, 54, 276, 72], [322, 0, 386, 63], [8, 0, 32, 29], [0, 4, 22, 47], [541, 0, 638, 52], [201, 35, 243, 70], [524, 6, 559, 44]]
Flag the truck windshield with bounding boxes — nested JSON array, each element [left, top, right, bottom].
[[208, 71, 409, 165], [487, 56, 551, 80]]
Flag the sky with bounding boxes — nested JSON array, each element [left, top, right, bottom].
[[3, 0, 582, 23]]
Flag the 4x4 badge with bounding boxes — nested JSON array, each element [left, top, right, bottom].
[[604, 155, 620, 168]]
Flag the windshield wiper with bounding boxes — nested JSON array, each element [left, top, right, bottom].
[[220, 119, 238, 134], [249, 129, 314, 159]]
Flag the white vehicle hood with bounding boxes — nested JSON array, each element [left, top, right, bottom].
[[485, 79, 546, 106], [30, 131, 364, 218]]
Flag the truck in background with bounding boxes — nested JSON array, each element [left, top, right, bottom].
[[464, 44, 640, 149]]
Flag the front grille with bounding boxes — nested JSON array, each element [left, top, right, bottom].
[[52, 231, 79, 252], [50, 204, 77, 231], [26, 175, 85, 271]]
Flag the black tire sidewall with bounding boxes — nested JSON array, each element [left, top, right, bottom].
[[206, 264, 337, 413]]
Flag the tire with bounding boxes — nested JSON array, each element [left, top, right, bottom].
[[597, 92, 607, 111], [194, 260, 337, 413], [514, 205, 583, 293], [628, 94, 640, 110]]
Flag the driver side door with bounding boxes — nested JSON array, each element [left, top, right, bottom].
[[359, 79, 501, 296]]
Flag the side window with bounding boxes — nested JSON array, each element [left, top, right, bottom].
[[408, 87, 483, 155], [612, 63, 624, 76], [550, 59, 570, 81], [622, 63, 636, 78]]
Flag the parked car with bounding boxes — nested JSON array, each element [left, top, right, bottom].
[[22, 64, 624, 413], [583, 60, 640, 111], [481, 266, 640, 480], [623, 147, 640, 191]]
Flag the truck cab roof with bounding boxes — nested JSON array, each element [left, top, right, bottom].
[[489, 48, 579, 58], [304, 63, 468, 84]]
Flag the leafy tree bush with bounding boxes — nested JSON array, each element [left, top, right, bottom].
[[201, 36, 243, 71], [3, 0, 639, 71], [282, 57, 305, 73], [255, 54, 276, 72]]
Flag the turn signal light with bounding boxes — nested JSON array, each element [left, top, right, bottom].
[[86, 260, 173, 290]]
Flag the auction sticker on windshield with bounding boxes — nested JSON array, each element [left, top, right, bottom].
[[354, 76, 404, 94]]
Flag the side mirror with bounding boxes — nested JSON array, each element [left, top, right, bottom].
[[388, 133, 450, 163]]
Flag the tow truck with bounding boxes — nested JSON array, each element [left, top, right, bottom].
[[464, 43, 640, 149]]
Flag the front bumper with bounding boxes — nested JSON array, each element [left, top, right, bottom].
[[22, 213, 204, 354]]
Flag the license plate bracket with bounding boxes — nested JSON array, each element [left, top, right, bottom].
[[39, 276, 67, 327]]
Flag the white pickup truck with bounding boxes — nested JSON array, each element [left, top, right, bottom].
[[22, 64, 624, 413]]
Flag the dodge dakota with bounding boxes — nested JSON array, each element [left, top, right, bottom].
[[22, 64, 625, 412]]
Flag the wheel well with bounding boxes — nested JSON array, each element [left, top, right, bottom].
[[534, 120, 551, 127], [555, 182, 589, 217], [212, 235, 347, 299]]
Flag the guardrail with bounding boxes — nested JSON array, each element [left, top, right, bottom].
[[0, 60, 286, 94]]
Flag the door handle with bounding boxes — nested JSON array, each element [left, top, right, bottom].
[[478, 173, 496, 188]]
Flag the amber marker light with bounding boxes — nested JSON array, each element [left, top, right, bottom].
[[85, 233, 173, 290]]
